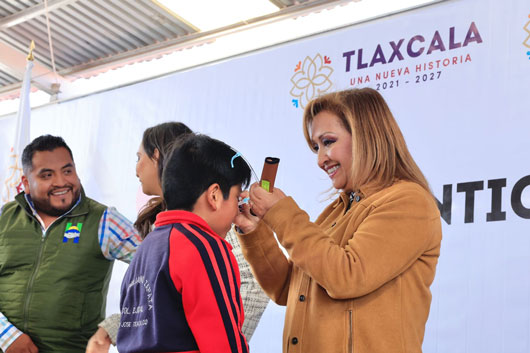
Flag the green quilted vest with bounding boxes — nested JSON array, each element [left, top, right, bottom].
[[0, 190, 113, 353]]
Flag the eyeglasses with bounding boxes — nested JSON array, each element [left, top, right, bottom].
[[230, 150, 259, 206]]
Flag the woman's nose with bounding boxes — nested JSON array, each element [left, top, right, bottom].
[[317, 148, 328, 168]]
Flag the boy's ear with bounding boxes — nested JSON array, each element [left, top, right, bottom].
[[205, 183, 222, 211]]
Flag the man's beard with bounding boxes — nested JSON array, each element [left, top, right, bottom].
[[31, 187, 81, 217]]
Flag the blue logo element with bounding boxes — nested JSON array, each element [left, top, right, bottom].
[[63, 222, 82, 243], [527, 51, 530, 59], [292, 99, 299, 108]]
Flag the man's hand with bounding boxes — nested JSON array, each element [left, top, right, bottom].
[[85, 327, 111, 353], [5, 333, 38, 353]]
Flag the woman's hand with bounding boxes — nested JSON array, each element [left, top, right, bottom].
[[234, 190, 260, 234], [248, 183, 287, 218], [85, 327, 111, 353]]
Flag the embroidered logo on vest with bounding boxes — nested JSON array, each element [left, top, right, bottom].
[[63, 222, 83, 243]]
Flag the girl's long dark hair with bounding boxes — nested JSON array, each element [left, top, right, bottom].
[[134, 122, 193, 238], [134, 197, 166, 239]]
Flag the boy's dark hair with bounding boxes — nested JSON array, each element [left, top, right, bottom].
[[22, 135, 74, 174], [162, 134, 252, 211]]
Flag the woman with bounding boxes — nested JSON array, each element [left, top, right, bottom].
[[235, 88, 442, 353], [133, 122, 193, 239], [86, 122, 269, 352]]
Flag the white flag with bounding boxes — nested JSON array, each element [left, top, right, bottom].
[[1, 59, 33, 205]]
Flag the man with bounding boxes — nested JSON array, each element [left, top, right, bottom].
[[0, 135, 141, 353]]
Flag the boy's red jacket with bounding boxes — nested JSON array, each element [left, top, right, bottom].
[[117, 210, 248, 353]]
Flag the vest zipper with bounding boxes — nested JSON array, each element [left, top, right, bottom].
[[23, 235, 46, 331], [19, 197, 84, 331]]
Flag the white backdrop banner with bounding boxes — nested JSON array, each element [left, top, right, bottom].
[[1, 0, 529, 352]]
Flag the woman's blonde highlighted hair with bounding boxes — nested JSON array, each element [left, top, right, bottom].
[[303, 87, 431, 196]]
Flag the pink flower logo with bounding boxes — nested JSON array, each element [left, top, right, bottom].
[[290, 54, 334, 109]]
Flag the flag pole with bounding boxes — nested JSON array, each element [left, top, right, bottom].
[[27, 40, 35, 61], [1, 41, 34, 204]]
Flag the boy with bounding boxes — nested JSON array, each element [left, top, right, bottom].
[[117, 134, 250, 353]]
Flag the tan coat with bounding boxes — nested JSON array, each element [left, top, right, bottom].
[[238, 181, 442, 353]]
